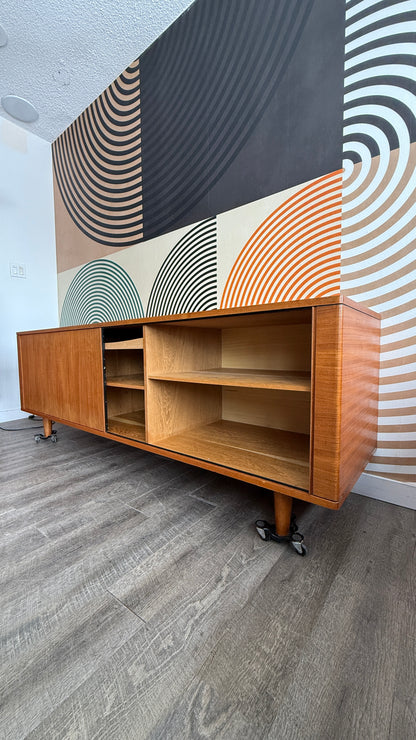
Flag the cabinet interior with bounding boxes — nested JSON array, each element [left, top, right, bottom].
[[103, 329, 145, 441], [145, 309, 312, 489]]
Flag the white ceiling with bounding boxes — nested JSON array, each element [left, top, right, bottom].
[[0, 0, 194, 142]]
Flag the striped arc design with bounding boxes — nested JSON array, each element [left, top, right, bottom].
[[221, 171, 343, 309], [147, 219, 217, 317], [60, 260, 144, 326], [140, 0, 314, 240], [53, 59, 143, 248], [341, 0, 416, 483]]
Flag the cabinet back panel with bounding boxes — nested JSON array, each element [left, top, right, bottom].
[[106, 387, 144, 417], [221, 324, 311, 371], [105, 350, 143, 379], [222, 387, 310, 435]]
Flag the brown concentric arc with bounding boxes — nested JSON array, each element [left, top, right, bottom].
[[52, 59, 143, 247]]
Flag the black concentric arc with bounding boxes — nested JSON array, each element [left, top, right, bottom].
[[147, 219, 217, 317]]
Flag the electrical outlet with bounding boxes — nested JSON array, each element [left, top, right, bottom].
[[10, 262, 26, 278]]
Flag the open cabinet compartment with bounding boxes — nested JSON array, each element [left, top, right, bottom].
[[103, 327, 146, 441], [145, 309, 312, 489]]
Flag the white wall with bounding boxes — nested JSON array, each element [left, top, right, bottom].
[[0, 119, 58, 422]]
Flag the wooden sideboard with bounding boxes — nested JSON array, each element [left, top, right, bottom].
[[17, 296, 380, 552]]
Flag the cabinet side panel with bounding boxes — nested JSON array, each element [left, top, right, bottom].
[[18, 329, 105, 431], [339, 306, 380, 500], [311, 305, 342, 501]]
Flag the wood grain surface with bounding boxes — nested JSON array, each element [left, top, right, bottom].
[[311, 304, 380, 503], [155, 419, 310, 490], [18, 328, 105, 431], [0, 421, 414, 739], [147, 367, 311, 391]]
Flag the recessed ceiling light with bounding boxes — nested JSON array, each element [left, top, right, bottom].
[[0, 24, 7, 47], [1, 95, 39, 123]]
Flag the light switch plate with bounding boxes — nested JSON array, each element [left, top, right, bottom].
[[10, 262, 26, 278]]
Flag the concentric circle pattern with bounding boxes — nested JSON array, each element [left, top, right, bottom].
[[147, 219, 217, 316], [60, 260, 144, 326], [221, 171, 343, 308], [53, 59, 143, 248], [341, 0, 416, 482]]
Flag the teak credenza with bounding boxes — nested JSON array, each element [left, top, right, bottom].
[[17, 296, 380, 554]]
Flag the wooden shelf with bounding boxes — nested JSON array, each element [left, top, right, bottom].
[[106, 374, 145, 389], [148, 367, 311, 392], [154, 420, 310, 489], [107, 410, 145, 441], [105, 338, 143, 350]]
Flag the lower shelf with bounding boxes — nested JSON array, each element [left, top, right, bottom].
[[107, 410, 145, 441], [154, 419, 310, 490]]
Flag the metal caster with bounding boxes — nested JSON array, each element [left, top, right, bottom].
[[255, 517, 306, 555], [34, 429, 57, 443], [290, 534, 307, 556]]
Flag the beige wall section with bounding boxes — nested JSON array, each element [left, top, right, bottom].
[[53, 174, 128, 273]]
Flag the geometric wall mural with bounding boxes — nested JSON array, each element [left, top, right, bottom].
[[147, 219, 217, 316], [53, 59, 143, 248], [60, 259, 144, 326], [53, 0, 415, 488], [341, 0, 416, 484], [221, 170, 343, 308]]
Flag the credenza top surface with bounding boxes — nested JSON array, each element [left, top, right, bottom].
[[16, 295, 380, 336]]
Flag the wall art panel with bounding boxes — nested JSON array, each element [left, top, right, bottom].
[[147, 219, 217, 316], [221, 170, 343, 308], [341, 0, 416, 484], [53, 59, 142, 255], [140, 0, 345, 240], [60, 259, 144, 326]]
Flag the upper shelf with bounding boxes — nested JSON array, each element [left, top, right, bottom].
[[105, 338, 143, 350], [147, 367, 311, 392]]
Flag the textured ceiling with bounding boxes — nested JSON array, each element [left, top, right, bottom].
[[0, 0, 194, 142]]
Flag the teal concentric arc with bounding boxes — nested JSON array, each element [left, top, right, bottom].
[[60, 260, 144, 326], [147, 219, 217, 317]]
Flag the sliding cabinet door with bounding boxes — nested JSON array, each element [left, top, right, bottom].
[[18, 328, 105, 431]]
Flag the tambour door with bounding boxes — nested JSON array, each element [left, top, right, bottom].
[[18, 327, 106, 431]]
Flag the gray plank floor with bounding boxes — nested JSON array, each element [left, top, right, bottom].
[[0, 419, 414, 740]]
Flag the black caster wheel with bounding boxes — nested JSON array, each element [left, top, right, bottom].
[[255, 520, 271, 541], [290, 536, 307, 556], [255, 518, 307, 555], [51, 434, 58, 443], [34, 434, 41, 443]]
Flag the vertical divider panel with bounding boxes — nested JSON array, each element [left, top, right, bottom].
[[144, 323, 222, 444]]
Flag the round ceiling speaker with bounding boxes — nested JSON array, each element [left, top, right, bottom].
[[1, 95, 39, 123], [0, 24, 7, 47]]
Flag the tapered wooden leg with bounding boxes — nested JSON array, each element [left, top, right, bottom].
[[274, 492, 292, 537], [43, 418, 52, 438]]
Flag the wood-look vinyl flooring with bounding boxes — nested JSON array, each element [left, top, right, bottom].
[[0, 420, 414, 740]]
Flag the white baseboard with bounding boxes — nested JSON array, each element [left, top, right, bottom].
[[0, 409, 28, 423], [353, 472, 416, 510]]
